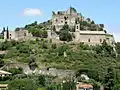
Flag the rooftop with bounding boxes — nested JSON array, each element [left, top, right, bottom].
[[78, 84, 93, 88], [0, 70, 12, 75], [0, 84, 8, 88], [80, 31, 106, 35]]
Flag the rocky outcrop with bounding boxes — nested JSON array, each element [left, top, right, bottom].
[[1, 63, 75, 78]]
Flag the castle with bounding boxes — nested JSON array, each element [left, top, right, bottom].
[[48, 7, 115, 45], [4, 28, 32, 41], [3, 7, 115, 46], [52, 7, 84, 31]]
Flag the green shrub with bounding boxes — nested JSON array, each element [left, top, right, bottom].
[[51, 44, 57, 49], [8, 67, 23, 75], [8, 79, 38, 90]]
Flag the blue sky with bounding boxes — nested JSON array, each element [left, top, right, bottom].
[[0, 0, 120, 41]]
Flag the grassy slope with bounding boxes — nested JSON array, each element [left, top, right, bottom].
[[3, 40, 119, 75]]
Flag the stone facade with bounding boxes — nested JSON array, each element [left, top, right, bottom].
[[52, 7, 84, 31], [49, 7, 115, 46], [73, 30, 114, 45], [4, 28, 32, 41]]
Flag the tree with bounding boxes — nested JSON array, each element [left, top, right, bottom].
[[52, 25, 56, 31], [59, 24, 72, 42], [90, 24, 97, 31], [0, 58, 4, 67], [116, 42, 120, 54], [28, 56, 37, 71], [91, 20, 95, 24], [86, 18, 91, 22], [8, 79, 38, 90], [8, 67, 23, 75], [38, 75, 46, 87], [104, 67, 116, 90], [102, 40, 113, 55], [6, 27, 9, 39], [34, 21, 37, 25], [62, 80, 76, 90], [1, 27, 5, 35], [15, 27, 20, 31], [51, 44, 57, 49], [80, 21, 88, 26], [100, 24, 104, 28], [52, 11, 55, 15], [59, 30, 72, 42]]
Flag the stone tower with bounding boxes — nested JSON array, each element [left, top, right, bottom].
[[52, 7, 84, 31]]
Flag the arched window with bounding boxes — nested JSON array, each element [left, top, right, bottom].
[[88, 39, 90, 42], [77, 26, 79, 29], [24, 33, 26, 36], [56, 19, 58, 22], [61, 20, 63, 23], [64, 16, 67, 20]]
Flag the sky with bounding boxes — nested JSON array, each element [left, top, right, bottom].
[[0, 0, 120, 42]]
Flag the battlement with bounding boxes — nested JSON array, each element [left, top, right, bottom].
[[52, 7, 78, 16]]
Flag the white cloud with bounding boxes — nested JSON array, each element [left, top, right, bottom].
[[23, 8, 43, 16]]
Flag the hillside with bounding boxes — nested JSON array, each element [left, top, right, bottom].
[[0, 39, 119, 74], [0, 7, 120, 89]]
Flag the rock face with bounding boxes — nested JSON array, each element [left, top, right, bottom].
[[1, 63, 75, 78]]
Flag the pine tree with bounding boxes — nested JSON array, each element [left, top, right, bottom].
[[6, 26, 9, 39], [1, 27, 5, 35]]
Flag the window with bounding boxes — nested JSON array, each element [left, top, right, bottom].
[[10, 34, 11, 36], [65, 22, 67, 24], [56, 19, 58, 22], [24, 33, 26, 36], [88, 39, 90, 42], [100, 39, 102, 42], [64, 16, 67, 20], [77, 26, 79, 29], [61, 20, 63, 23]]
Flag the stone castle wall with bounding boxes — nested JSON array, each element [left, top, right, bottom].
[[4, 29, 32, 41]]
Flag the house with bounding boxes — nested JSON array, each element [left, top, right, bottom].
[[0, 70, 12, 77], [76, 83, 93, 90], [0, 84, 8, 90]]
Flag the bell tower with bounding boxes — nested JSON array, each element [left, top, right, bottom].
[[75, 24, 80, 31]]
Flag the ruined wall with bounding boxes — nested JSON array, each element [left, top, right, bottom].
[[1, 63, 75, 78], [4, 30, 32, 41]]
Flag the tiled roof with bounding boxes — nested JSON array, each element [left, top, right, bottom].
[[78, 84, 93, 88]]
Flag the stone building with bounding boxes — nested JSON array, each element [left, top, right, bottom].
[[76, 83, 93, 90], [4, 28, 32, 41], [49, 7, 115, 46], [52, 6, 84, 31], [0, 70, 11, 77]]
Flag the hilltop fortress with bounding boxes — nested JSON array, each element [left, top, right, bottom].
[[4, 7, 115, 45], [48, 7, 115, 45]]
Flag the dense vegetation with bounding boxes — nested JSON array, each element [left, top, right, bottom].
[[0, 38, 120, 89], [24, 21, 51, 38], [0, 20, 119, 89]]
